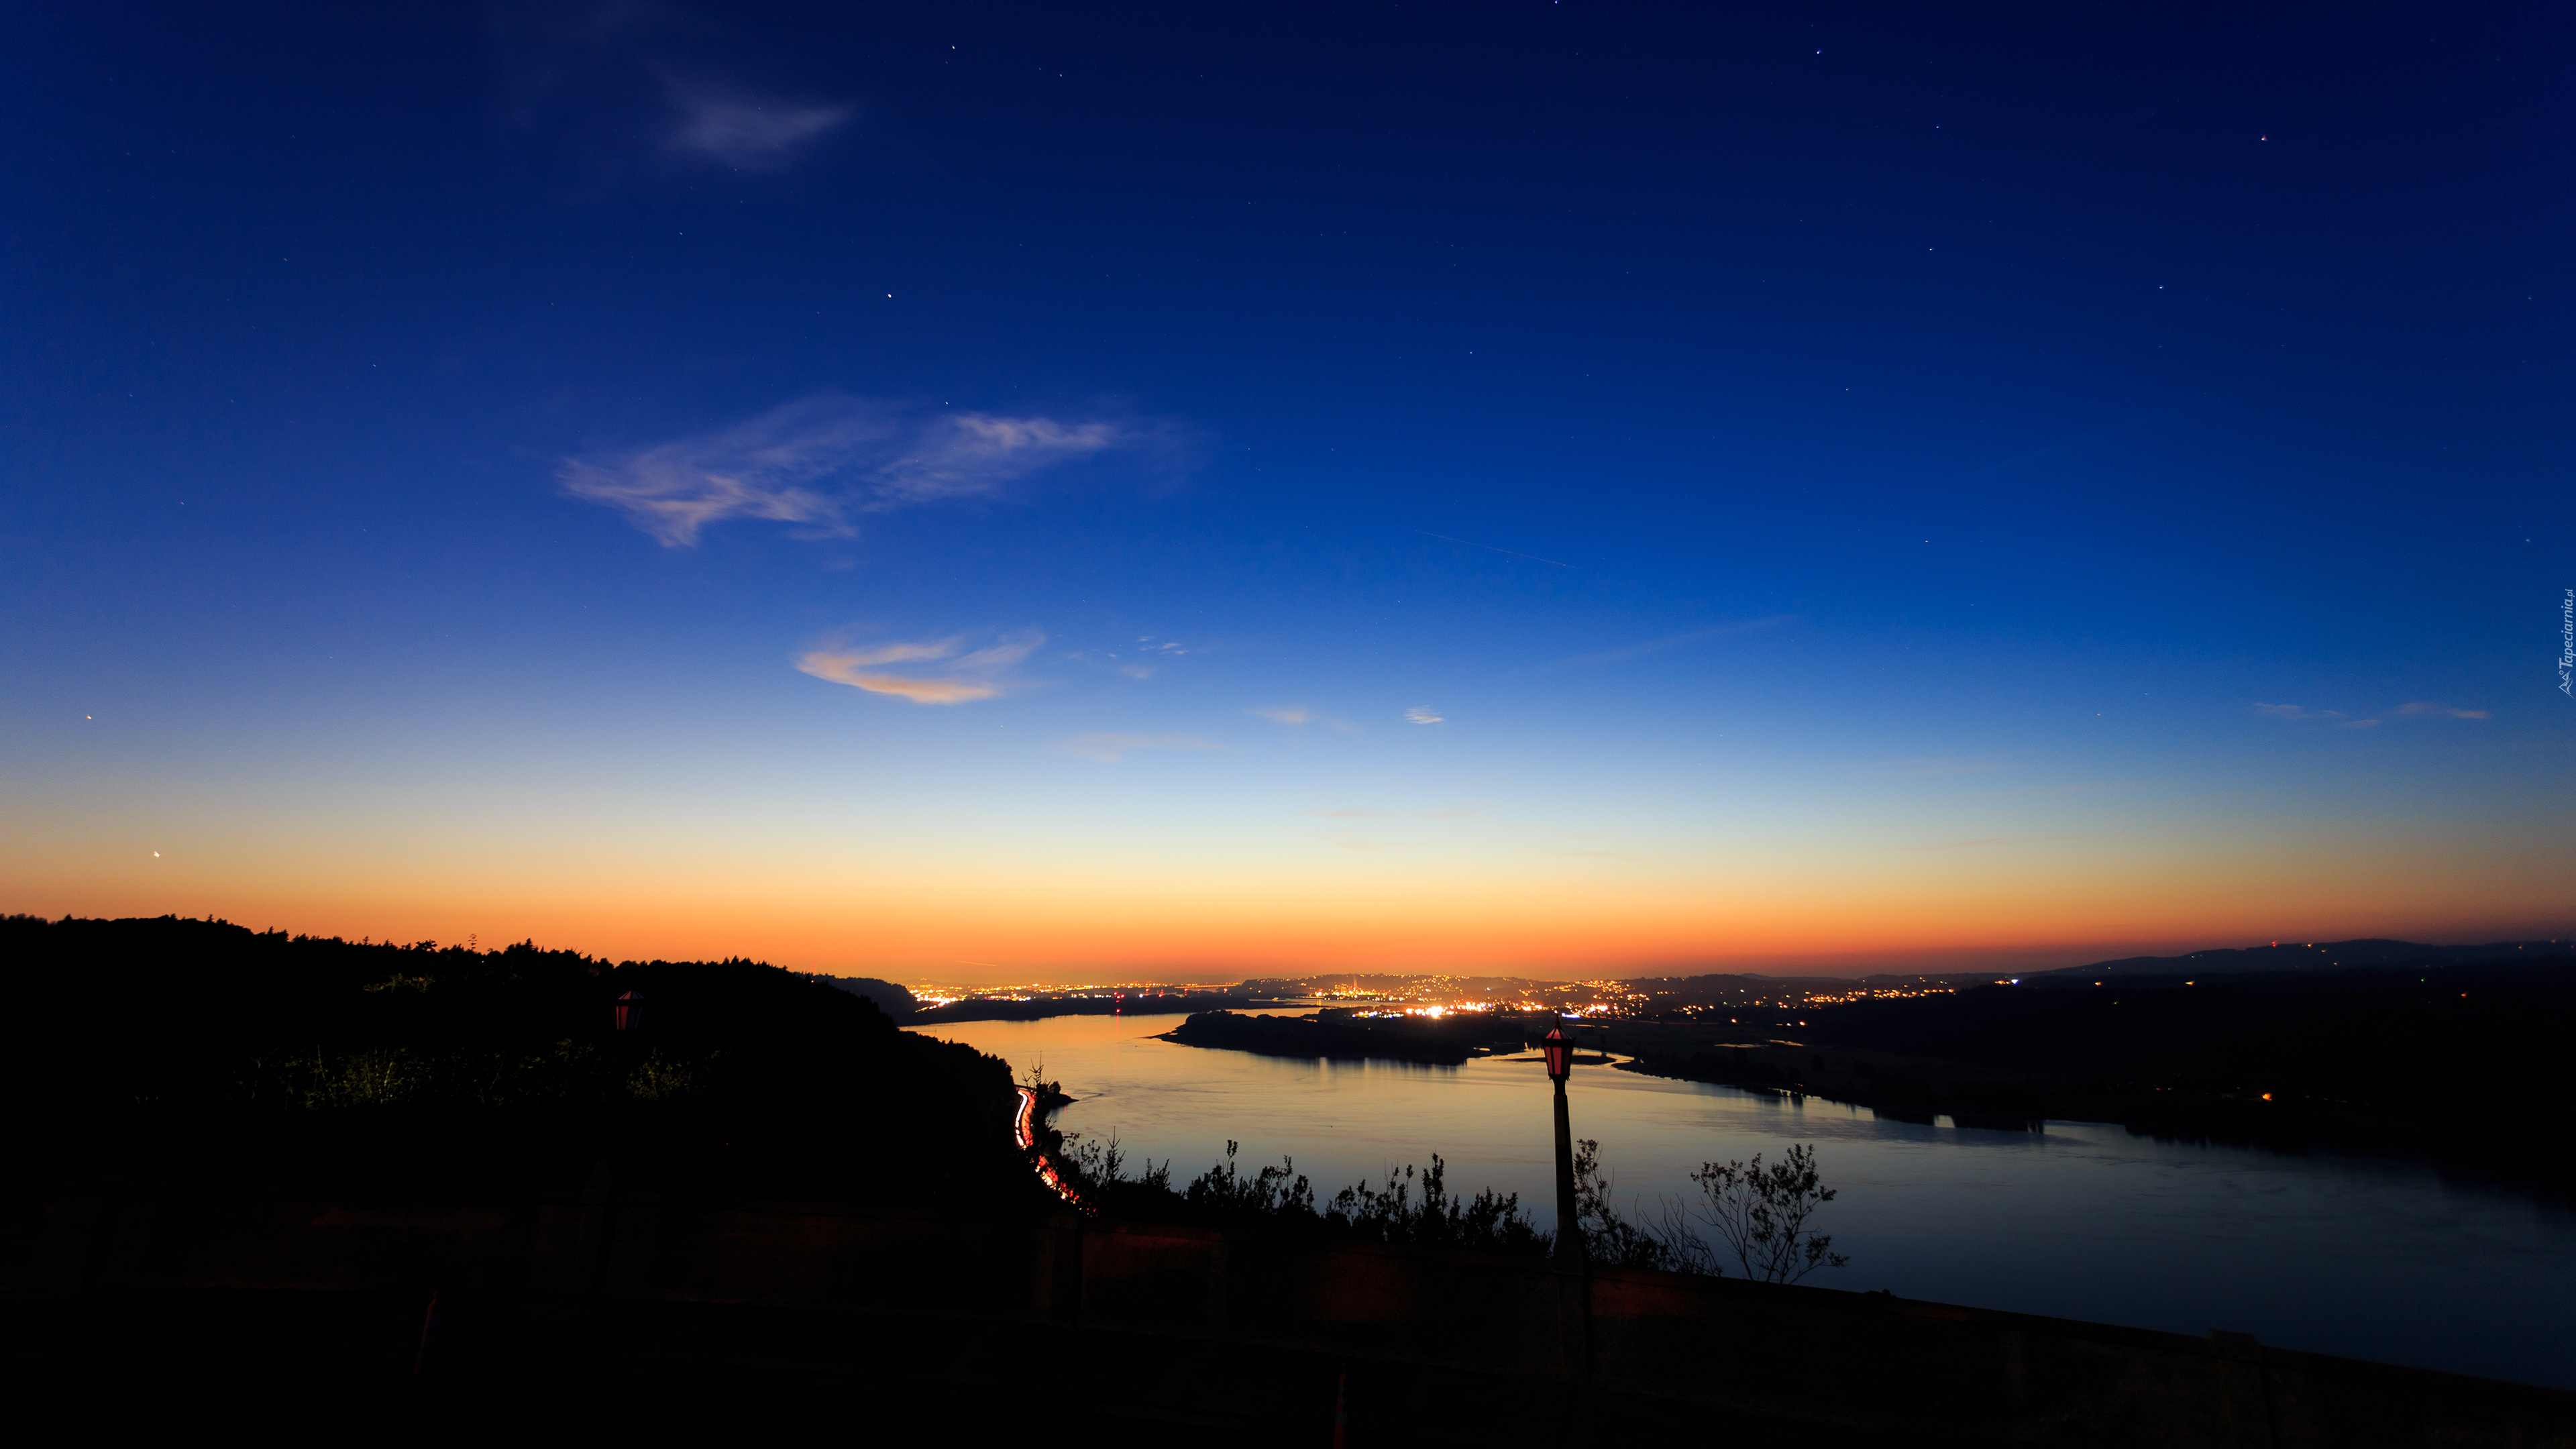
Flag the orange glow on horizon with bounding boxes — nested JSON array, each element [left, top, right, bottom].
[[10, 796, 2567, 983]]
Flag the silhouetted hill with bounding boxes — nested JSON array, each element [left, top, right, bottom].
[[811, 973, 919, 1018], [1622, 962, 2576, 1197], [0, 914, 1039, 1204], [2033, 938, 2575, 979]]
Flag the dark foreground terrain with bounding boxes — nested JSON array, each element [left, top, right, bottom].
[[5, 916, 2573, 1440], [0, 914, 1042, 1205], [8, 1179, 2570, 1446]]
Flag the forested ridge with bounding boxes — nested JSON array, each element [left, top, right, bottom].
[[1, 914, 1038, 1204], [1625, 964, 2576, 1197]]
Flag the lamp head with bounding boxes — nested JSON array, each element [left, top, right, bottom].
[[1542, 1026, 1571, 1081]]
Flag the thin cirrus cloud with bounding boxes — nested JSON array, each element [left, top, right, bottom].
[[489, 6, 855, 180], [1093, 637, 1193, 682], [1403, 706, 1444, 724], [2254, 700, 2489, 729], [661, 78, 850, 170], [1056, 733, 1220, 763], [561, 394, 1130, 547], [1250, 705, 1362, 733], [2253, 702, 2365, 726], [796, 631, 1043, 705]]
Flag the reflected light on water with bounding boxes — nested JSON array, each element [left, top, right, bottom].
[[916, 1012, 2576, 1389]]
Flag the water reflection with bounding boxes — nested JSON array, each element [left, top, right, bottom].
[[912, 1012, 2576, 1388]]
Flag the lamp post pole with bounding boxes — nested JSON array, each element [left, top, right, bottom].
[[1544, 1026, 1582, 1265]]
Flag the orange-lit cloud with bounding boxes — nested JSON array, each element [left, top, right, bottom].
[[796, 631, 1042, 704]]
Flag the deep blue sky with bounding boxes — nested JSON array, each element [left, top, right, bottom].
[[6, 2, 2571, 978]]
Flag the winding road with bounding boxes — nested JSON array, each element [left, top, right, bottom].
[[1014, 1086, 1085, 1209]]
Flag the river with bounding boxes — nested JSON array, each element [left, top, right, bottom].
[[909, 1010, 2576, 1389]]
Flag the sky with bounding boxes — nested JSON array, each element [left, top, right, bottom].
[[4, 3, 2571, 983]]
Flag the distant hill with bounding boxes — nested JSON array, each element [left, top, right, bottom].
[[812, 973, 918, 1019], [2033, 938, 2575, 979]]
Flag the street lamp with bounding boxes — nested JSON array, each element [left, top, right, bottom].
[[1543, 1026, 1581, 1265], [614, 991, 642, 1032]]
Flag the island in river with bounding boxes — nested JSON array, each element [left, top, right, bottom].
[[1165, 1008, 1613, 1066]]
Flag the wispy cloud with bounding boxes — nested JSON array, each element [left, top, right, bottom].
[[1089, 637, 1194, 681], [1056, 733, 1220, 763], [2253, 702, 2348, 722], [1404, 706, 1444, 724], [1250, 704, 1362, 733], [2254, 700, 2487, 729], [796, 630, 1042, 705], [1560, 615, 1795, 667], [490, 4, 857, 182], [661, 78, 849, 170], [562, 394, 1129, 546]]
